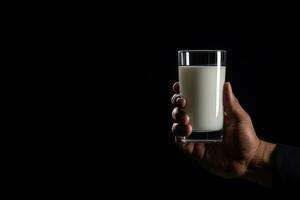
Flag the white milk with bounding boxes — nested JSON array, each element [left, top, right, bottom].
[[179, 66, 226, 132]]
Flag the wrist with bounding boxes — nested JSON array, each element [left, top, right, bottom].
[[243, 140, 277, 187], [252, 140, 277, 169]]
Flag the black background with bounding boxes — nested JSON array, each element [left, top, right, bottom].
[[23, 8, 300, 194]]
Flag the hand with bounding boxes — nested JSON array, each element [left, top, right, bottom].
[[171, 82, 276, 187]]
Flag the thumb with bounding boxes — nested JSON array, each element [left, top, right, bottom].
[[223, 82, 248, 121]]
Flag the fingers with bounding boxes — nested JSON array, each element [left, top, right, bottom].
[[176, 139, 195, 154], [171, 82, 186, 108], [193, 143, 206, 159], [171, 95, 191, 136], [172, 123, 192, 137], [171, 94, 180, 105], [173, 82, 179, 93], [172, 82, 192, 142], [223, 82, 250, 122], [172, 107, 189, 124], [171, 94, 186, 108], [175, 138, 206, 157]]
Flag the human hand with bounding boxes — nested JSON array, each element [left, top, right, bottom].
[[171, 82, 276, 186]]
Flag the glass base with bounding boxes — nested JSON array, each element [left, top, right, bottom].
[[180, 130, 223, 143]]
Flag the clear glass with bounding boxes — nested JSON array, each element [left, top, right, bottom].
[[178, 50, 226, 142]]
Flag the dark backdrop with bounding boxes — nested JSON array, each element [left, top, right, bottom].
[[19, 5, 300, 196], [63, 17, 300, 194], [45, 12, 300, 193]]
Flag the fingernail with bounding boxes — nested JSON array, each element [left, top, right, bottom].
[[176, 97, 186, 107]]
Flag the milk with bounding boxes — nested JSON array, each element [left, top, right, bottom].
[[179, 66, 226, 133]]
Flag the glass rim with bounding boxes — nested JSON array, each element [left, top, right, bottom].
[[178, 50, 226, 53]]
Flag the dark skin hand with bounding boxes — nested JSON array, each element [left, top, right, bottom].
[[171, 82, 276, 187]]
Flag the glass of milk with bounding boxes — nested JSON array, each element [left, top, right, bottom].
[[178, 50, 226, 143]]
